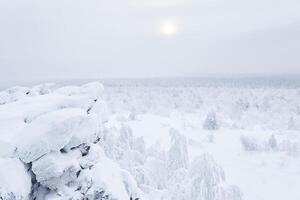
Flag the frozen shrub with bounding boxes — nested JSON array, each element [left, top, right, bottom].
[[241, 135, 280, 152], [268, 135, 278, 150], [203, 111, 219, 130], [240, 135, 261, 151], [236, 98, 250, 112], [129, 108, 137, 120]]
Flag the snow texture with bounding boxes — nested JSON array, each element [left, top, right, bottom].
[[1, 79, 298, 200]]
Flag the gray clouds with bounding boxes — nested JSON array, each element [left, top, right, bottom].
[[0, 0, 299, 80]]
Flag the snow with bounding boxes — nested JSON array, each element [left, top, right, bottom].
[[0, 158, 31, 200], [15, 108, 88, 163], [89, 149, 141, 199], [32, 150, 81, 190], [0, 79, 300, 200], [0, 82, 143, 200], [103, 82, 300, 200]]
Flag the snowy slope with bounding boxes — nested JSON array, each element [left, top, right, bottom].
[[103, 82, 300, 200], [0, 80, 299, 200]]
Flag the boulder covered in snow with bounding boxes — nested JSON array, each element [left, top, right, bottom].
[[15, 108, 91, 163], [0, 158, 31, 200]]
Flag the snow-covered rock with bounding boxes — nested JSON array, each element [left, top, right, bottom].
[[15, 108, 89, 163], [0, 140, 16, 158], [32, 150, 81, 190], [0, 158, 31, 200]]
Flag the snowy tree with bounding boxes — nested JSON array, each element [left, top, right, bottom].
[[166, 168, 189, 200], [240, 135, 261, 151], [167, 128, 189, 174], [188, 154, 225, 200], [268, 135, 278, 150], [236, 98, 250, 112], [203, 111, 219, 130]]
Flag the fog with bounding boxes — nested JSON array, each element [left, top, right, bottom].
[[0, 0, 300, 80]]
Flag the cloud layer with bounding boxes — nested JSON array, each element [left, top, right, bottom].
[[0, 0, 299, 79]]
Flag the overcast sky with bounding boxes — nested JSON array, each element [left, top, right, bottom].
[[0, 0, 300, 80]]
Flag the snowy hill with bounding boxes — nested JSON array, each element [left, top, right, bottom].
[[0, 80, 299, 200]]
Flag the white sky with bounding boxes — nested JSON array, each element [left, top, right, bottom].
[[0, 0, 299, 80]]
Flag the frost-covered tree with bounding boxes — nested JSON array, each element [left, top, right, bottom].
[[268, 135, 278, 150], [240, 135, 279, 152], [166, 168, 189, 200], [167, 128, 189, 174], [236, 98, 250, 112], [240, 135, 260, 151], [203, 111, 219, 130], [188, 154, 225, 200]]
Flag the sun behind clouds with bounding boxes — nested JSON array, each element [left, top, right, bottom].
[[159, 20, 178, 36]]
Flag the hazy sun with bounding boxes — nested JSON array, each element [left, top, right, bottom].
[[159, 20, 178, 36]]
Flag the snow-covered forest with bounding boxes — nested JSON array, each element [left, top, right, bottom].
[[0, 79, 300, 200]]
